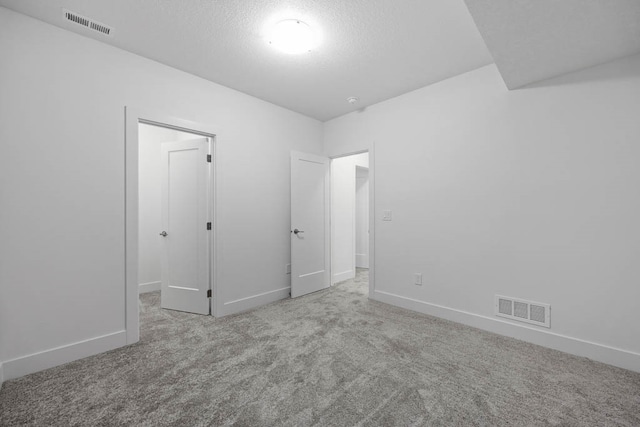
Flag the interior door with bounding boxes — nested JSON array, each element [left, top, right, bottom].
[[160, 138, 210, 314], [290, 151, 330, 298], [355, 167, 369, 268]]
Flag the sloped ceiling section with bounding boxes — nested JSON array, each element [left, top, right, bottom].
[[464, 0, 640, 89]]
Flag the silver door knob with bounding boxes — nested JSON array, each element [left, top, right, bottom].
[[159, 231, 168, 237], [293, 228, 304, 235]]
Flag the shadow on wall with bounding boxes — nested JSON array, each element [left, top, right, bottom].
[[519, 53, 640, 90]]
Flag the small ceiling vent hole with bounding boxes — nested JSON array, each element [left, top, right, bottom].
[[63, 9, 113, 37], [495, 295, 550, 328]]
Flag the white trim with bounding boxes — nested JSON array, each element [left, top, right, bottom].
[[207, 136, 216, 316], [2, 331, 127, 381], [332, 269, 355, 284], [125, 106, 220, 342], [139, 281, 161, 294], [220, 287, 291, 316], [373, 290, 640, 373], [355, 253, 368, 267], [369, 145, 375, 299]]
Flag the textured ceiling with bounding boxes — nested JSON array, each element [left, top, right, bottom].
[[0, 0, 493, 121], [465, 0, 640, 89]]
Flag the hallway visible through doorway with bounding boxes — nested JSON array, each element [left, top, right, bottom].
[[331, 152, 370, 287]]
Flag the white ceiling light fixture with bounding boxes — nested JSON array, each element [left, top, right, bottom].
[[267, 19, 320, 54]]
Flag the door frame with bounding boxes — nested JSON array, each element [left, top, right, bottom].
[[124, 106, 218, 345], [329, 148, 375, 299]]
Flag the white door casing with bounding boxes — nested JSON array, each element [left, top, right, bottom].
[[355, 166, 369, 268], [290, 151, 330, 298], [160, 138, 211, 314]]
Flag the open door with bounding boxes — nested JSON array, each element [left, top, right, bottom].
[[355, 166, 369, 268], [160, 138, 211, 314], [290, 151, 330, 298]]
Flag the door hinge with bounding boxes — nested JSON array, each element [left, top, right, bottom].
[[207, 289, 212, 298], [207, 154, 212, 163], [206, 222, 211, 230]]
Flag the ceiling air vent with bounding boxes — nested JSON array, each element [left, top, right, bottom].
[[495, 295, 550, 328], [63, 9, 113, 37]]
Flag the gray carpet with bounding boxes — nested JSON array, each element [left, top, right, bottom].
[[1, 269, 640, 426]]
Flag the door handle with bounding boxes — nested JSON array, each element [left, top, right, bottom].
[[293, 229, 304, 235], [159, 231, 168, 237]]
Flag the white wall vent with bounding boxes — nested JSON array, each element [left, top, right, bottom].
[[63, 9, 113, 37], [495, 295, 550, 328]]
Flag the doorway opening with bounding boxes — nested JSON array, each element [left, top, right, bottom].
[[125, 107, 218, 345], [289, 148, 374, 300], [137, 123, 212, 314], [330, 152, 371, 295]]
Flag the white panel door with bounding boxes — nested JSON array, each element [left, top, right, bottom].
[[355, 167, 369, 268], [160, 138, 210, 315], [290, 151, 330, 298]]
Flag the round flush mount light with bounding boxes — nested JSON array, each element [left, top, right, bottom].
[[267, 19, 319, 54], [347, 96, 359, 104]]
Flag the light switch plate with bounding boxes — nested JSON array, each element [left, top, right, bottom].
[[383, 210, 392, 221]]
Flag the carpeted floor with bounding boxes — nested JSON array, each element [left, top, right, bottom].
[[1, 269, 640, 426]]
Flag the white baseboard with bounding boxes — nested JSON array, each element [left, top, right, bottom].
[[220, 287, 291, 317], [2, 330, 127, 381], [356, 254, 369, 269], [139, 281, 161, 294], [373, 290, 640, 373], [332, 269, 355, 285]]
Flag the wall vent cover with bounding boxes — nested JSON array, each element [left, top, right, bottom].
[[498, 298, 512, 316], [63, 9, 113, 37], [495, 295, 550, 328]]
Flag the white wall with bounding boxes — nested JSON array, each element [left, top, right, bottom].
[[0, 8, 323, 380], [331, 153, 369, 283], [138, 124, 200, 293], [324, 55, 640, 372]]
